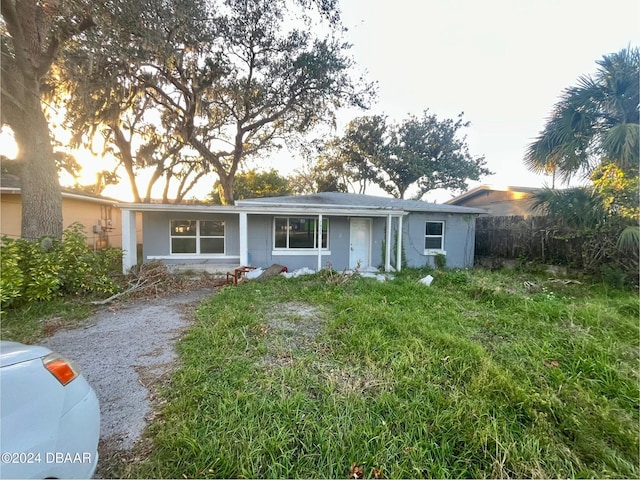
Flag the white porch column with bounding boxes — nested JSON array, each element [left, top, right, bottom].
[[239, 212, 248, 265], [121, 209, 138, 273], [396, 215, 403, 272], [385, 214, 392, 272], [317, 213, 323, 271]]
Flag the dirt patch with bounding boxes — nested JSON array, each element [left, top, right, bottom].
[[316, 362, 390, 395], [470, 329, 513, 353], [257, 301, 391, 395], [260, 302, 326, 357]]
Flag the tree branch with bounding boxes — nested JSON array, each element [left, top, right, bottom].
[[1, 0, 34, 80], [37, 16, 96, 77]]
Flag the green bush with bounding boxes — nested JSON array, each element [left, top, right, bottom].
[[0, 238, 24, 306], [55, 224, 123, 295], [22, 239, 63, 302], [434, 252, 447, 269], [0, 224, 122, 309], [597, 264, 633, 289], [435, 268, 469, 286]]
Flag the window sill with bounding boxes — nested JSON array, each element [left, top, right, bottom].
[[272, 250, 331, 256], [148, 254, 239, 260], [424, 250, 446, 256]]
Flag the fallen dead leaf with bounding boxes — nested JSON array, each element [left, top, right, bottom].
[[349, 462, 364, 479]]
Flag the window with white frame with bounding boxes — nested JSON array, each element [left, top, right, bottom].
[[170, 220, 225, 254], [274, 217, 328, 249], [424, 221, 445, 252]]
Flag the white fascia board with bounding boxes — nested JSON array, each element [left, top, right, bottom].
[[117, 203, 243, 214], [1, 187, 119, 205], [118, 203, 408, 217], [61, 192, 119, 205]]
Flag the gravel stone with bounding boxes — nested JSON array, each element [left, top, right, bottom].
[[41, 288, 213, 451]]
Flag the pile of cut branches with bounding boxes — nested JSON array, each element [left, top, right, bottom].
[[92, 261, 225, 304], [319, 261, 360, 286]]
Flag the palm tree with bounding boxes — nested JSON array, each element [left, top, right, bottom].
[[530, 187, 609, 230], [525, 46, 639, 182]]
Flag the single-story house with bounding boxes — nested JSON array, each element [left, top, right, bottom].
[[0, 174, 124, 249], [120, 192, 486, 274], [445, 185, 542, 217]]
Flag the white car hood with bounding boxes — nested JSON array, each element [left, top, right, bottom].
[[0, 341, 52, 368]]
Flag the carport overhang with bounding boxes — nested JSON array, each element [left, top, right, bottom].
[[119, 203, 408, 274]]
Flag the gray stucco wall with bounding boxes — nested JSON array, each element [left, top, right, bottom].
[[246, 213, 476, 270], [401, 212, 476, 268], [141, 210, 476, 270], [247, 215, 352, 271], [143, 211, 240, 265]]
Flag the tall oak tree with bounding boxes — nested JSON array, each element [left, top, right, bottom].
[[1, 0, 95, 238]]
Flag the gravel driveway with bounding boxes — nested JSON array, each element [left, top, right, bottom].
[[41, 288, 214, 456]]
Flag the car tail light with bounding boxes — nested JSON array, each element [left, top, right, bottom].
[[42, 353, 78, 385]]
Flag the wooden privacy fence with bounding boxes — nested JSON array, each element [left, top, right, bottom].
[[475, 216, 593, 266]]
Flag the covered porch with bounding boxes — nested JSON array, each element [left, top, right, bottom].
[[120, 203, 407, 274]]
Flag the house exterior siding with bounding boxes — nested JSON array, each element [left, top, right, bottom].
[[143, 211, 240, 265], [0, 191, 123, 248], [138, 211, 477, 270], [122, 192, 485, 273], [246, 215, 351, 270], [402, 213, 475, 268], [445, 186, 540, 217]]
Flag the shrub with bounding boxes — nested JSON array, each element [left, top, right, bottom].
[[0, 224, 122, 309], [55, 224, 123, 295], [0, 237, 24, 307], [597, 264, 633, 289], [433, 268, 469, 287], [22, 239, 63, 302], [434, 252, 447, 269]]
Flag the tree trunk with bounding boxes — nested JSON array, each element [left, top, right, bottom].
[[15, 100, 63, 240], [144, 164, 164, 203], [188, 138, 236, 205], [112, 125, 142, 202], [217, 172, 235, 205]]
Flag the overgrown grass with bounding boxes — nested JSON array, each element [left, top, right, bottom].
[[0, 298, 94, 344], [125, 268, 639, 479]]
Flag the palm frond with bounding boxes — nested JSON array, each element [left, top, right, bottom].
[[524, 46, 639, 181], [616, 225, 640, 252], [601, 123, 640, 170], [531, 187, 608, 229]]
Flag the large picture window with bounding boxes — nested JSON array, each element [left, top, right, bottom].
[[424, 221, 444, 252], [274, 217, 328, 249], [171, 220, 225, 254]]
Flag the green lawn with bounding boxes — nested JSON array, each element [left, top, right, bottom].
[[126, 268, 639, 479], [0, 298, 93, 344]]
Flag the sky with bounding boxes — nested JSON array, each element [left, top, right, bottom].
[[1, 0, 639, 203], [320, 0, 640, 202]]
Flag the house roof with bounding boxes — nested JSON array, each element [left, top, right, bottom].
[[121, 192, 485, 216], [0, 174, 120, 205], [444, 185, 541, 205], [119, 201, 410, 217], [0, 173, 20, 189], [237, 192, 486, 214]]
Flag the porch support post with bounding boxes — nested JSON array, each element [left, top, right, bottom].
[[239, 212, 248, 265], [121, 209, 138, 273], [396, 215, 403, 272], [385, 214, 392, 272], [317, 213, 323, 271]]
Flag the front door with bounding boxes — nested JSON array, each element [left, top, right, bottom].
[[349, 218, 371, 269]]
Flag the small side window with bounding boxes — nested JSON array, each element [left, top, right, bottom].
[[425, 221, 444, 252]]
